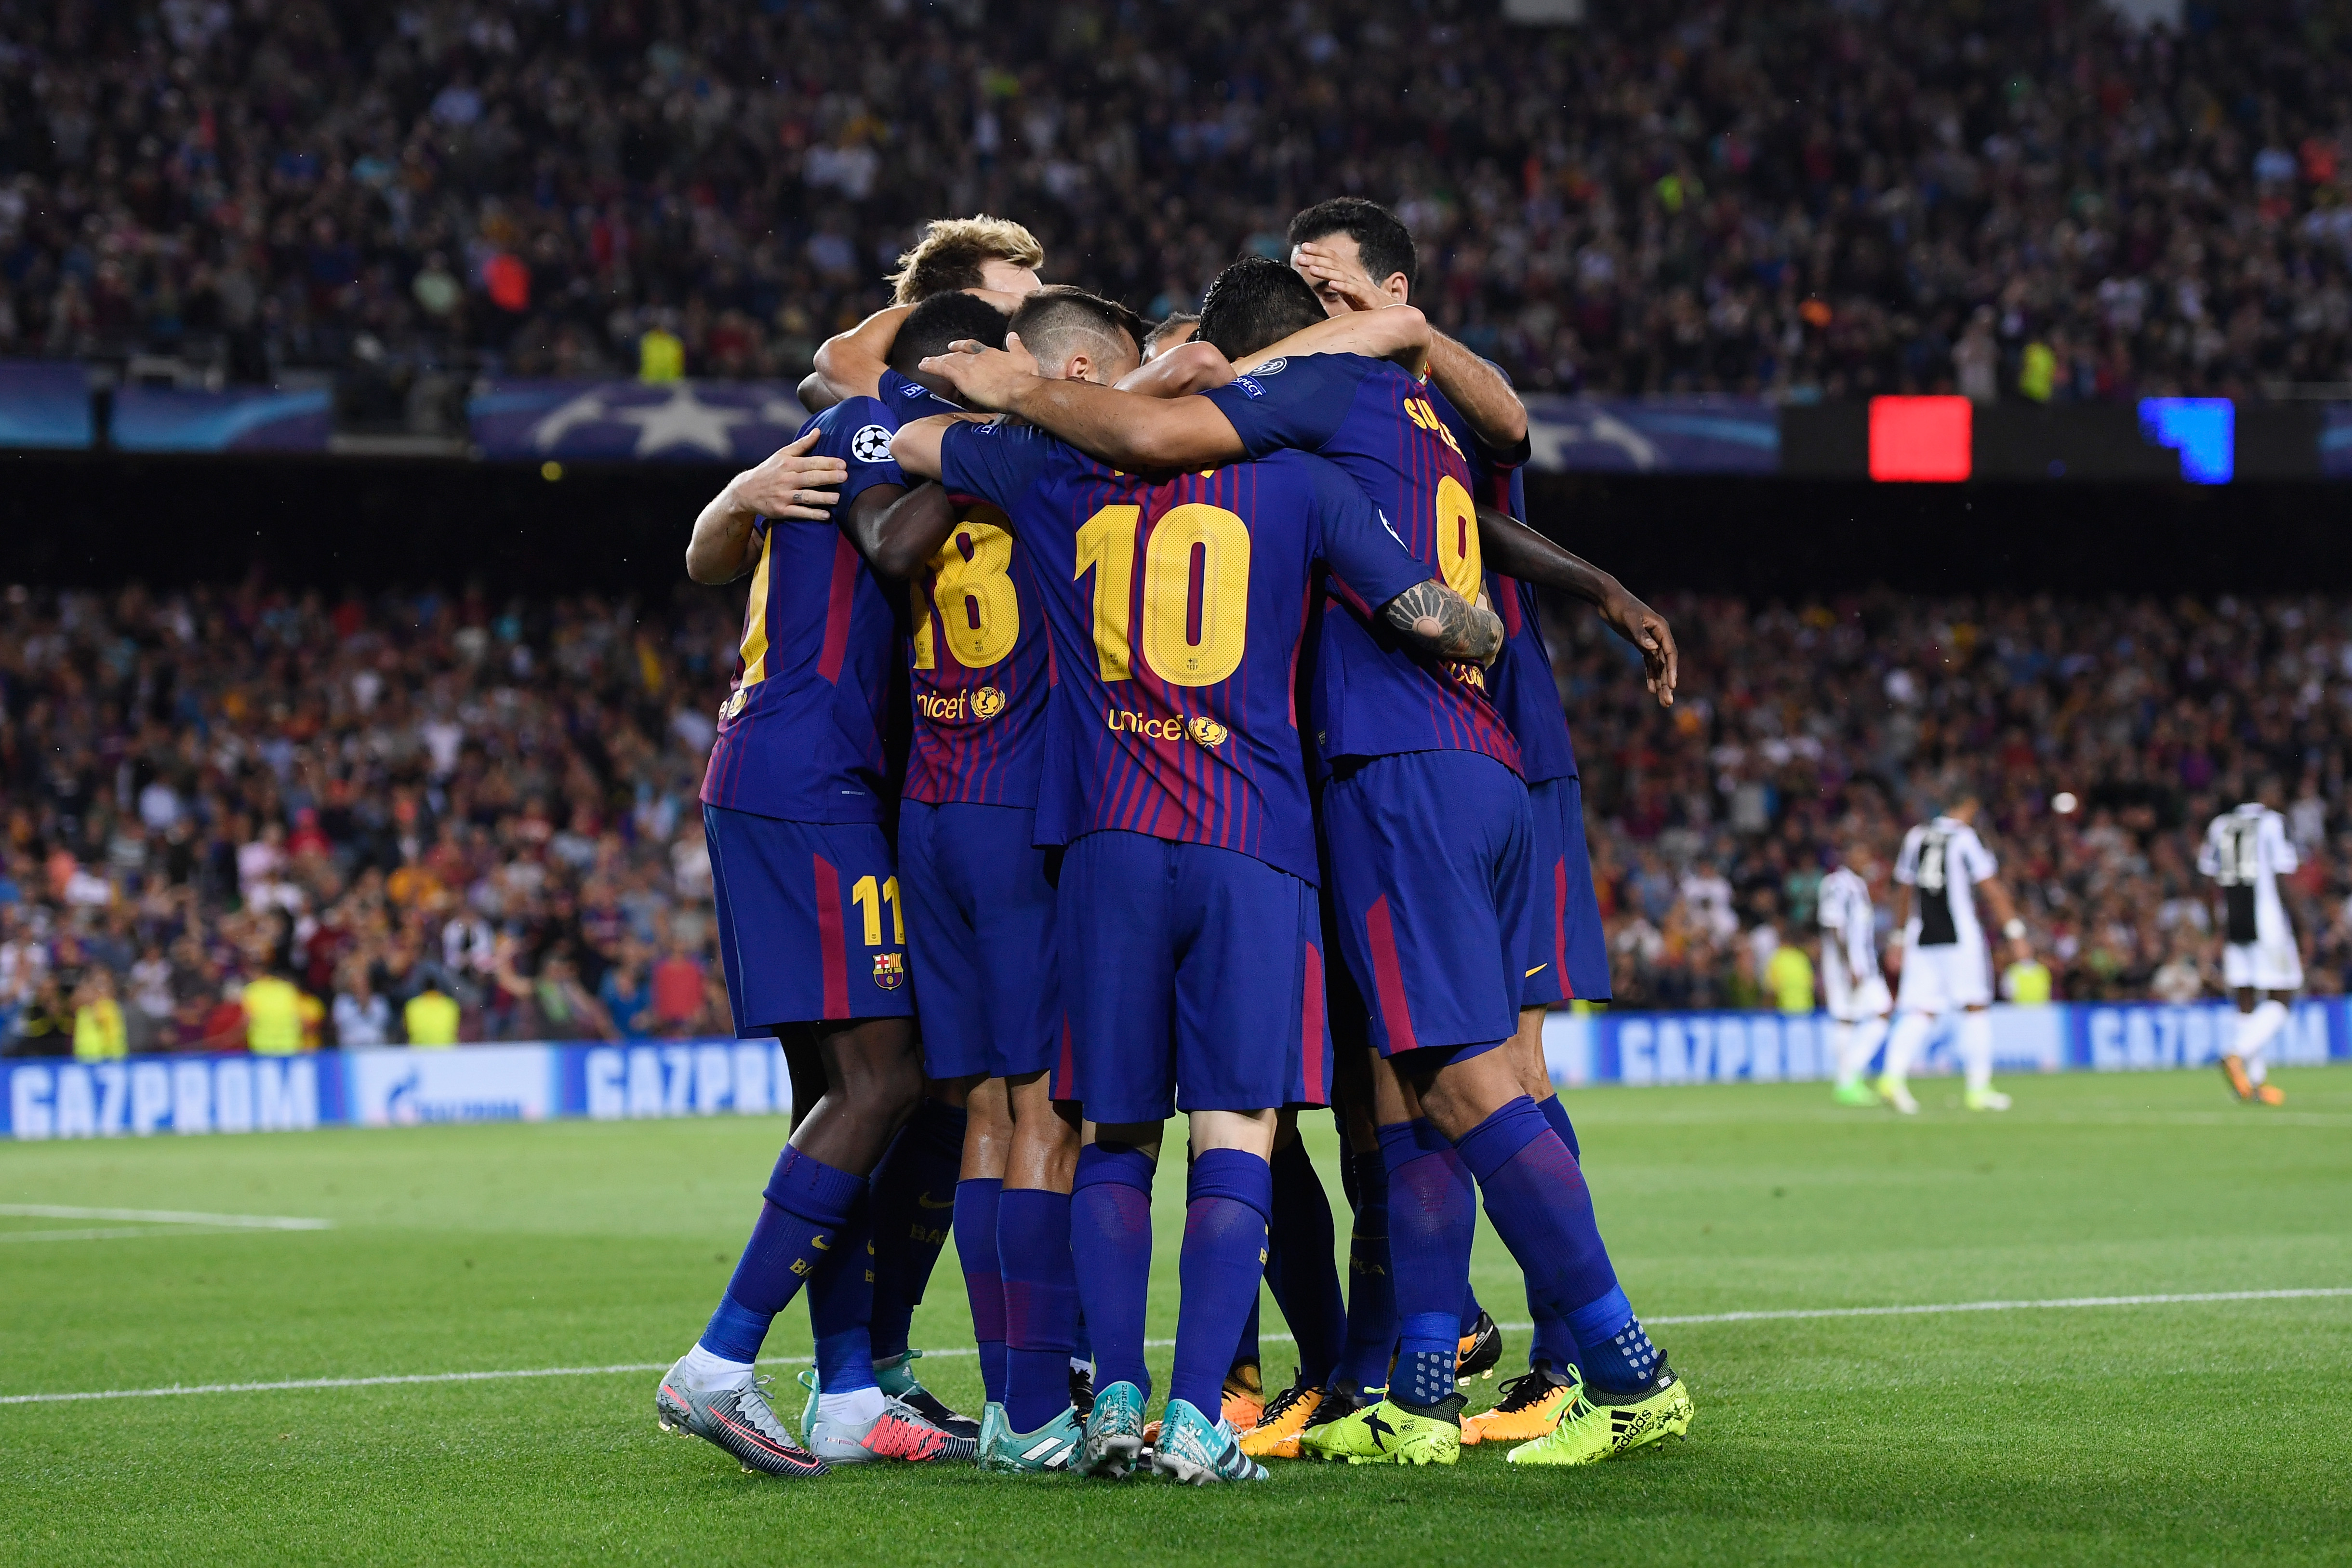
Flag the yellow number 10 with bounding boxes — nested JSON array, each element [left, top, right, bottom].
[[1075, 503, 1252, 688]]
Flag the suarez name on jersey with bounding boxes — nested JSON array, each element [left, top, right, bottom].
[[1421, 381, 1579, 786], [938, 419, 1432, 886], [699, 396, 910, 824], [1204, 351, 1521, 776]]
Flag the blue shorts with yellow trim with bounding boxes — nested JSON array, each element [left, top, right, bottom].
[[1322, 750, 1531, 1064], [704, 803, 915, 1034], [1053, 830, 1329, 1125], [900, 800, 1059, 1081]]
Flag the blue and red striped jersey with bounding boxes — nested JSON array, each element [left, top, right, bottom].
[[1424, 382, 1579, 784], [699, 396, 907, 824], [858, 369, 1056, 807], [1206, 352, 1521, 777], [901, 501, 1053, 808], [939, 420, 1431, 885]]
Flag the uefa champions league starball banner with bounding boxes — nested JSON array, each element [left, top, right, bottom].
[[4, 1003, 2345, 1141]]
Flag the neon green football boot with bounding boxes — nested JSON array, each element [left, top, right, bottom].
[[1506, 1362, 1693, 1466], [1296, 1395, 1462, 1465], [1831, 1079, 1878, 1107]]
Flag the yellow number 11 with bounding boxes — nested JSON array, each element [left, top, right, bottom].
[[850, 875, 903, 946]]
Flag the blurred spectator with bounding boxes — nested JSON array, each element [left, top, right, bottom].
[[71, 971, 126, 1061], [598, 943, 656, 1041], [242, 966, 309, 1055], [1766, 939, 1816, 1015], [332, 963, 393, 1048], [650, 939, 705, 1036], [404, 984, 461, 1049]]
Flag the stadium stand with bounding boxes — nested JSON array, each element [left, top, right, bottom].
[[1543, 587, 2350, 1008], [0, 1, 2347, 399], [2, 578, 2347, 1051], [0, 583, 742, 1050]]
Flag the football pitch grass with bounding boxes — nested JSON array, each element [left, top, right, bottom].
[[4, 1069, 2349, 1567]]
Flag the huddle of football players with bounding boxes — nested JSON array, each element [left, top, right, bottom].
[[656, 200, 1695, 1484]]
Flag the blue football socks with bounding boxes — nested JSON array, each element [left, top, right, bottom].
[[1332, 1147, 1396, 1396], [1528, 1094, 1582, 1370], [1265, 1137, 1345, 1389], [866, 1098, 965, 1365], [700, 1145, 867, 1364], [1170, 1148, 1272, 1417], [1380, 1118, 1475, 1409], [1456, 1096, 1658, 1393], [805, 1196, 877, 1395], [953, 1176, 1007, 1407], [1070, 1143, 1156, 1402], [999, 1185, 1079, 1433]]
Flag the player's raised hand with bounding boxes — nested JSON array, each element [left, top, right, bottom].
[[919, 332, 1042, 412], [726, 429, 848, 521], [1292, 242, 1393, 313], [1601, 585, 1678, 707]]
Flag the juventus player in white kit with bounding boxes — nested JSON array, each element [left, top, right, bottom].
[[1820, 839, 1894, 1107], [1880, 794, 2033, 1114], [2198, 780, 2299, 1106]]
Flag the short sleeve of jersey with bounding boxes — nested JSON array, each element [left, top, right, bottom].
[[803, 398, 906, 509], [1957, 829, 1997, 884], [1203, 354, 1364, 458], [2196, 822, 2224, 877], [938, 418, 1062, 515], [2268, 812, 2300, 874], [1301, 453, 1429, 616]]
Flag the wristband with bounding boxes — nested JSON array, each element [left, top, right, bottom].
[[2003, 918, 2027, 941]]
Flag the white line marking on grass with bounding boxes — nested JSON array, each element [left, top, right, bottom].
[[0, 1205, 332, 1230], [0, 1227, 255, 1244], [1641, 1287, 2352, 1327], [5, 1289, 2342, 1408]]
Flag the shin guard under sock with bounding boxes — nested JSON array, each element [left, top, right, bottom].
[[701, 1146, 867, 1364], [1070, 1144, 1156, 1401], [999, 1185, 1079, 1432]]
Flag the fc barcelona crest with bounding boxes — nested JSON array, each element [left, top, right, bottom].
[[873, 952, 907, 991]]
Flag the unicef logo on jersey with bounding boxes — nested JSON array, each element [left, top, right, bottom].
[[972, 686, 1007, 720], [1186, 716, 1230, 750], [850, 424, 894, 463]]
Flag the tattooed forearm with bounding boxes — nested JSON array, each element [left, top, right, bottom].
[[1382, 580, 1505, 666]]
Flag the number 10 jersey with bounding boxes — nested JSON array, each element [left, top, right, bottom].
[[938, 420, 1431, 885]]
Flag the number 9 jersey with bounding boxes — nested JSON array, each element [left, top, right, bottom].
[[1204, 351, 1521, 777]]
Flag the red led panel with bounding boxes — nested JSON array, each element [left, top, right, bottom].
[[1868, 396, 1973, 482]]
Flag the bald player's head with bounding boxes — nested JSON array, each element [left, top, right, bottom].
[[1008, 286, 1145, 384]]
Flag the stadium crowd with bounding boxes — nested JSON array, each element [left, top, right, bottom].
[[2, 578, 2348, 1054], [1556, 588, 2352, 1010], [3, 0, 2352, 399], [0, 581, 743, 1053]]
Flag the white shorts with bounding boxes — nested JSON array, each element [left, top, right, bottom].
[[2222, 939, 2302, 994], [1895, 941, 1991, 1014], [1822, 960, 1892, 1023]]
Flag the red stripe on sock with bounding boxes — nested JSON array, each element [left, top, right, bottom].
[[1365, 895, 1418, 1055], [813, 854, 848, 1018]]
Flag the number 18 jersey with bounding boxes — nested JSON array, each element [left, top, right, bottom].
[[938, 420, 1432, 885]]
